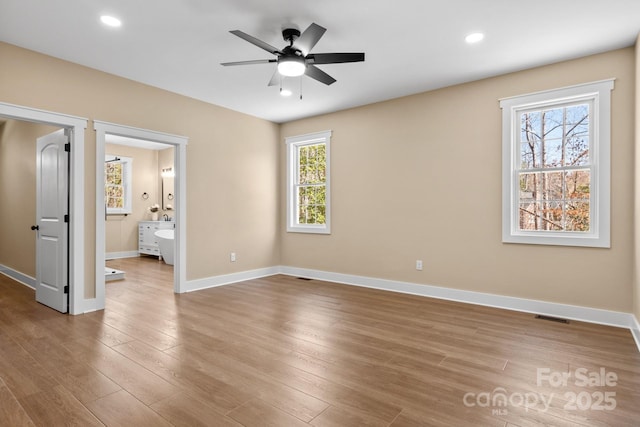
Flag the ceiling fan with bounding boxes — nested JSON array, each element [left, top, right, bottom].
[[221, 23, 365, 86]]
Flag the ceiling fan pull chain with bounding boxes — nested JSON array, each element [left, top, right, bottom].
[[300, 76, 303, 100]]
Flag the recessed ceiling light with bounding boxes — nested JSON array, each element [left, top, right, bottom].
[[465, 32, 484, 44], [100, 15, 122, 28]]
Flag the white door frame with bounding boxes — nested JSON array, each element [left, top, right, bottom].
[[0, 101, 87, 315], [94, 121, 188, 309]]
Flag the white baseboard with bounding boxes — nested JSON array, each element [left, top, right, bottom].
[[81, 298, 99, 314], [106, 251, 139, 260], [123, 263, 640, 353], [278, 266, 636, 331], [0, 264, 35, 289], [185, 266, 280, 293]]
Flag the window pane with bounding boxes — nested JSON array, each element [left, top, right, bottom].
[[298, 205, 308, 224], [518, 203, 536, 230], [566, 136, 589, 167], [565, 201, 590, 231], [565, 170, 590, 200], [545, 121, 564, 140], [518, 171, 589, 232], [316, 205, 326, 224], [298, 186, 310, 207], [542, 138, 563, 168], [566, 105, 589, 167], [520, 112, 541, 169], [519, 172, 537, 202], [519, 172, 562, 201], [519, 202, 563, 231], [543, 200, 564, 230], [296, 184, 326, 225], [298, 164, 307, 184], [543, 172, 563, 200], [298, 143, 326, 184], [566, 104, 589, 126], [542, 108, 563, 140], [521, 104, 591, 170]]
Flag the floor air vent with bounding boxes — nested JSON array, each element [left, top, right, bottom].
[[297, 277, 312, 281], [535, 314, 569, 324]]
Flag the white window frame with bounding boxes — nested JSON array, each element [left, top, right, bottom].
[[500, 79, 614, 248], [105, 155, 133, 215], [286, 130, 332, 234]]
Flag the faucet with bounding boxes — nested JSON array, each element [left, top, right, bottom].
[[163, 214, 170, 221]]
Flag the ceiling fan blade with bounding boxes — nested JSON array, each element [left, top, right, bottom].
[[268, 69, 280, 87], [229, 30, 282, 55], [293, 23, 326, 56], [308, 52, 365, 65], [305, 65, 336, 85], [221, 59, 276, 66]]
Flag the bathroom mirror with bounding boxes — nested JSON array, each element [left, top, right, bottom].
[[161, 169, 174, 210]]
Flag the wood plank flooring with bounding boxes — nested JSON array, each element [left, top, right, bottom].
[[0, 256, 639, 426]]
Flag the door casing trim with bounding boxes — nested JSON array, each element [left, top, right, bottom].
[[0, 101, 87, 314], [94, 120, 188, 309]]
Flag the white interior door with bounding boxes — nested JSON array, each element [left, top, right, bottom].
[[35, 129, 69, 313]]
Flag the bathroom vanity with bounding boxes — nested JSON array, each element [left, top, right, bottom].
[[138, 221, 174, 258]]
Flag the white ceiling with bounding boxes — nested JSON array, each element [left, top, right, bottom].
[[1, 1, 639, 123], [105, 134, 170, 151]]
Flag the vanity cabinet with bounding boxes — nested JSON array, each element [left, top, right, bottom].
[[138, 221, 174, 258]]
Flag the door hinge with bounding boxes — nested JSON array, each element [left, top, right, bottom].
[[63, 285, 69, 294], [64, 214, 69, 223], [64, 142, 71, 152]]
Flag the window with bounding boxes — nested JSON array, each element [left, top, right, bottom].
[[105, 155, 132, 214], [500, 80, 613, 247], [286, 130, 331, 234]]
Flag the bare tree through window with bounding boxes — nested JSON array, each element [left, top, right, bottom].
[[518, 103, 590, 232]]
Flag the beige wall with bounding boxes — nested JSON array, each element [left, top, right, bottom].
[[280, 48, 635, 312], [635, 36, 640, 323], [0, 41, 636, 315], [0, 42, 280, 299], [0, 119, 60, 277], [105, 144, 160, 254]]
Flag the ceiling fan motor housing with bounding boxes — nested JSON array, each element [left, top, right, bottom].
[[282, 28, 301, 44]]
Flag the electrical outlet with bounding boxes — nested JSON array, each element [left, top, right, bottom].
[[230, 252, 236, 262], [416, 260, 423, 271]]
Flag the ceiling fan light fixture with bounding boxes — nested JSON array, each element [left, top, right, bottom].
[[278, 57, 306, 77]]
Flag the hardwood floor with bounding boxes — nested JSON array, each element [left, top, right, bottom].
[[1, 256, 639, 426]]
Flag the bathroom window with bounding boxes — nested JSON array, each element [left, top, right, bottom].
[[286, 130, 331, 234], [105, 155, 132, 214]]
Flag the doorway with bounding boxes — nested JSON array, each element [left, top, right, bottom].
[[94, 121, 188, 310], [0, 102, 87, 314], [103, 136, 175, 289]]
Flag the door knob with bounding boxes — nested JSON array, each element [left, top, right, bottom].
[[31, 225, 39, 230]]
